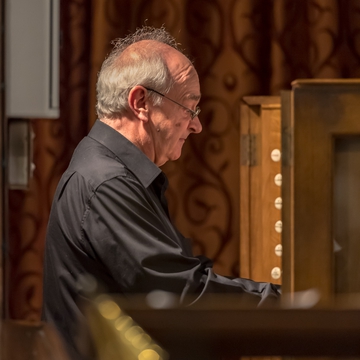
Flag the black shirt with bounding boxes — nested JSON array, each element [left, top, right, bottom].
[[43, 120, 280, 358]]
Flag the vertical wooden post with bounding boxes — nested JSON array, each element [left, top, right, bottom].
[[240, 97, 282, 284]]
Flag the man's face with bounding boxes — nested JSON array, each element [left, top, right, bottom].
[[149, 53, 202, 166]]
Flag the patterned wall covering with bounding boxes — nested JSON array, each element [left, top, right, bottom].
[[7, 0, 360, 320]]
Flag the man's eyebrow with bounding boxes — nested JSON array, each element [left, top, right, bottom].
[[185, 93, 201, 101]]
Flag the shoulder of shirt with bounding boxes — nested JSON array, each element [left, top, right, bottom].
[[64, 135, 140, 191]]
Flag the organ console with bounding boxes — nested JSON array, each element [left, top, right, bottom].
[[240, 79, 360, 302]]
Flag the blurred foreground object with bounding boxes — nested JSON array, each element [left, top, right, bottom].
[[84, 294, 169, 360], [0, 320, 70, 360], [83, 292, 360, 360]]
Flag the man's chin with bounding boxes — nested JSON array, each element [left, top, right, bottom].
[[171, 150, 183, 161], [159, 147, 183, 166]]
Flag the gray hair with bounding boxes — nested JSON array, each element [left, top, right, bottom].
[[96, 26, 184, 120]]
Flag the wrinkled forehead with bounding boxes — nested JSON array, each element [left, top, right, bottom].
[[162, 46, 194, 79], [163, 47, 201, 98]]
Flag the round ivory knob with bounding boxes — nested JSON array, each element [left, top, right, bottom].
[[271, 267, 281, 279], [274, 197, 282, 209], [275, 220, 282, 233], [271, 149, 281, 162], [274, 173, 282, 186], [275, 244, 282, 257]]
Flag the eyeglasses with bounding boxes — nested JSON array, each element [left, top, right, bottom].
[[144, 87, 201, 120]]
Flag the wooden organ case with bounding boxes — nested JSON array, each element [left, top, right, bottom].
[[240, 79, 360, 300], [282, 79, 360, 298]]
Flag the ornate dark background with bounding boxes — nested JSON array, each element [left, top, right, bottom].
[[7, 0, 360, 320]]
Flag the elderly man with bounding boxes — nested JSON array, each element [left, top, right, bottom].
[[43, 26, 280, 358]]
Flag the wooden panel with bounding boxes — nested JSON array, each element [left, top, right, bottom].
[[0, 320, 70, 359], [281, 79, 360, 300], [240, 97, 282, 284], [240, 102, 251, 278], [334, 137, 360, 293], [280, 90, 293, 293], [0, 0, 5, 319]]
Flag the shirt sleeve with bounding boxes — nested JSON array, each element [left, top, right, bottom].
[[81, 175, 280, 306]]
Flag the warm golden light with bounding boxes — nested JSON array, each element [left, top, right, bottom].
[[114, 315, 133, 331], [124, 325, 143, 342], [98, 300, 121, 320], [138, 349, 161, 360], [93, 296, 167, 359], [131, 333, 152, 350]]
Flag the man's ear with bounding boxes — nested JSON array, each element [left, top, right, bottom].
[[128, 86, 149, 122]]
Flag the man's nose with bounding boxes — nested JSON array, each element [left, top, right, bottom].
[[189, 116, 202, 134]]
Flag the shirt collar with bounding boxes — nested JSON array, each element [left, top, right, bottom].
[[87, 120, 162, 188]]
